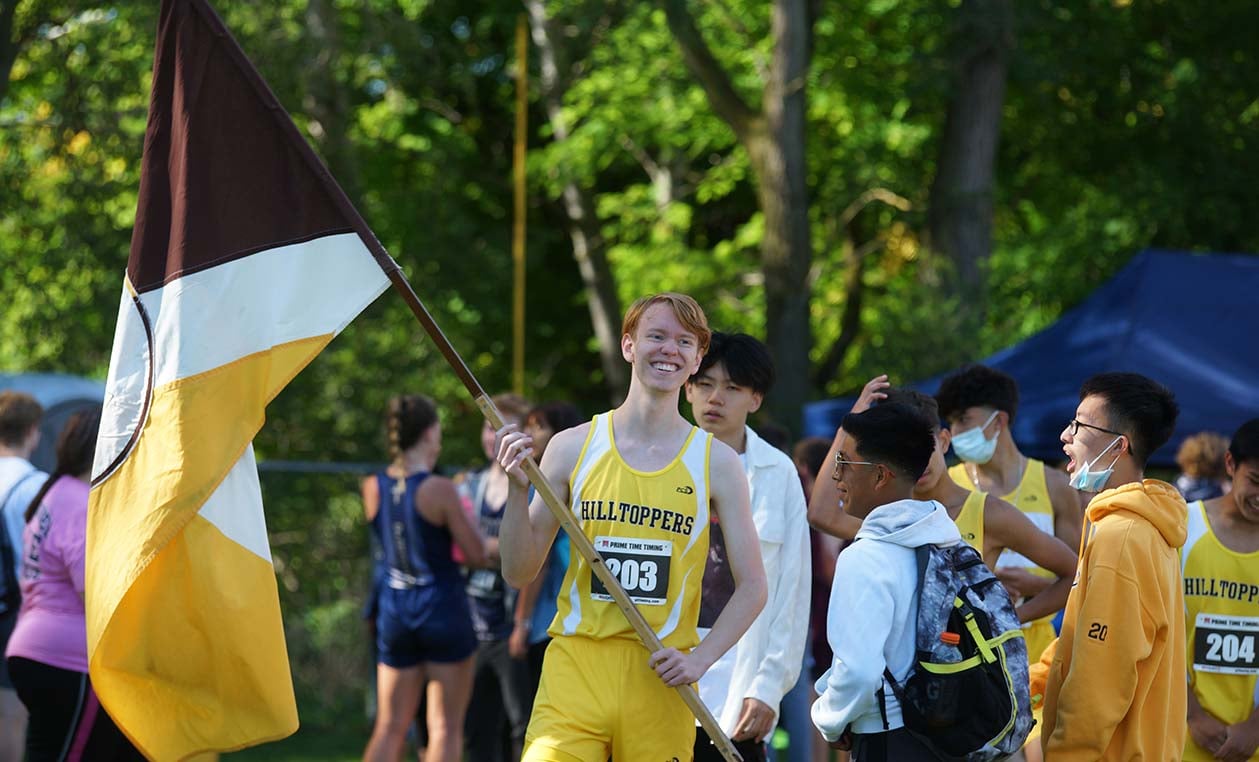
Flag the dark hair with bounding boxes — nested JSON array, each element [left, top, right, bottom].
[[878, 388, 941, 430], [386, 395, 439, 462], [1079, 372, 1179, 467], [936, 365, 1020, 424], [793, 437, 832, 479], [840, 403, 936, 482], [1228, 418, 1259, 466], [24, 407, 101, 523], [0, 391, 43, 448], [527, 401, 584, 433], [692, 332, 776, 396]]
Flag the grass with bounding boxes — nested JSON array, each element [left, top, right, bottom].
[[226, 722, 370, 762]]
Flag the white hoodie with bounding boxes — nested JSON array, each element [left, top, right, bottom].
[[811, 499, 962, 740]]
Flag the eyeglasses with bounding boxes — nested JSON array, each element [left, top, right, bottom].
[[1067, 418, 1123, 437], [832, 455, 881, 481]]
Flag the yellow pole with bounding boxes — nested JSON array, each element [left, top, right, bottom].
[[512, 14, 528, 396]]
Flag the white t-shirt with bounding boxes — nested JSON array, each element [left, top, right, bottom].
[[0, 457, 48, 581]]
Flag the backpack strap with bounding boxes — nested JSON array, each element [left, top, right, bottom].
[[876, 671, 892, 731], [0, 470, 41, 613]]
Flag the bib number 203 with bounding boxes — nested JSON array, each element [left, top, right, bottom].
[[590, 535, 672, 606], [605, 557, 658, 593]]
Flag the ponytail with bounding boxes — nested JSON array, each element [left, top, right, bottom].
[[385, 395, 438, 463]]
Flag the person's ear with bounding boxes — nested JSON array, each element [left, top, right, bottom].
[[1225, 451, 1236, 478], [620, 332, 634, 363], [748, 391, 763, 414]]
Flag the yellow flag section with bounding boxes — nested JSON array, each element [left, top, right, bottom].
[[88, 233, 388, 759]]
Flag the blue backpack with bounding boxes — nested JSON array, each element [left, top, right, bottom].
[[880, 542, 1036, 761]]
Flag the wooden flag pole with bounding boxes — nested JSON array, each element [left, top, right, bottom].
[[186, 0, 740, 759]]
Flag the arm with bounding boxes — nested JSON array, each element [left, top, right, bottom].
[[652, 442, 767, 687], [1043, 566, 1149, 760], [806, 429, 864, 541], [361, 475, 378, 522], [1044, 466, 1084, 553], [806, 375, 887, 540], [1216, 701, 1259, 762], [419, 476, 489, 568], [510, 564, 545, 659], [1186, 686, 1229, 757], [737, 468, 813, 741], [811, 547, 896, 742], [497, 423, 577, 588], [984, 495, 1078, 622]]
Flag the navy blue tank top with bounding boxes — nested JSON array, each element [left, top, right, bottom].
[[371, 471, 461, 592], [462, 470, 516, 642]]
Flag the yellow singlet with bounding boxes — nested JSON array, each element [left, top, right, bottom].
[[1182, 500, 1259, 762], [953, 489, 986, 556], [549, 412, 712, 650], [950, 458, 1057, 664]]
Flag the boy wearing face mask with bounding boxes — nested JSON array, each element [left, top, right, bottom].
[[1029, 372, 1187, 760], [936, 365, 1083, 668]]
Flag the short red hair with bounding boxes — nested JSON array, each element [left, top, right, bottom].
[[621, 293, 711, 354]]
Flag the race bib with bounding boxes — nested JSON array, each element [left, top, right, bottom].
[[1194, 613, 1259, 675], [467, 568, 501, 598], [590, 536, 672, 606]]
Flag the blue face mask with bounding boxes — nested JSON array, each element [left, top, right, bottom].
[[951, 410, 1000, 464], [1069, 436, 1123, 493]]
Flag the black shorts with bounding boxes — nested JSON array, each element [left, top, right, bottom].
[[0, 610, 15, 689], [7, 656, 145, 762]]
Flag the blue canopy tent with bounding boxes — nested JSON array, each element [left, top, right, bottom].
[[802, 250, 1259, 467]]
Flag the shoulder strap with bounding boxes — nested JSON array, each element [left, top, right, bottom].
[[914, 544, 933, 593], [0, 470, 40, 609]]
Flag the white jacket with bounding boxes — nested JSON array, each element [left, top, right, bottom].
[[811, 499, 961, 740], [698, 426, 811, 734]]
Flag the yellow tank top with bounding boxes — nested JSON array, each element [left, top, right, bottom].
[[949, 458, 1055, 574], [549, 413, 712, 650], [953, 490, 986, 557], [1182, 500, 1259, 761]]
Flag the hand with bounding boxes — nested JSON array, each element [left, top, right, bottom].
[[1188, 706, 1228, 756], [995, 566, 1053, 600], [1216, 718, 1259, 761], [648, 647, 710, 688], [732, 697, 775, 742], [508, 622, 530, 660], [495, 424, 534, 488], [828, 726, 853, 751], [851, 375, 890, 415]]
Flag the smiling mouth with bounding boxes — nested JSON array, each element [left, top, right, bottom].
[[651, 362, 679, 373]]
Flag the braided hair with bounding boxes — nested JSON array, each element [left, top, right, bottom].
[[25, 406, 102, 523], [386, 394, 439, 464]]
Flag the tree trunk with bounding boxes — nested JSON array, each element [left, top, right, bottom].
[[302, 0, 360, 200], [1, 1, 24, 103], [663, 0, 814, 434], [757, 0, 812, 432], [927, 0, 1013, 318], [525, 0, 628, 399]]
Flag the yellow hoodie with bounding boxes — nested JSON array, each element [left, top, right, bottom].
[[1028, 479, 1187, 760]]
